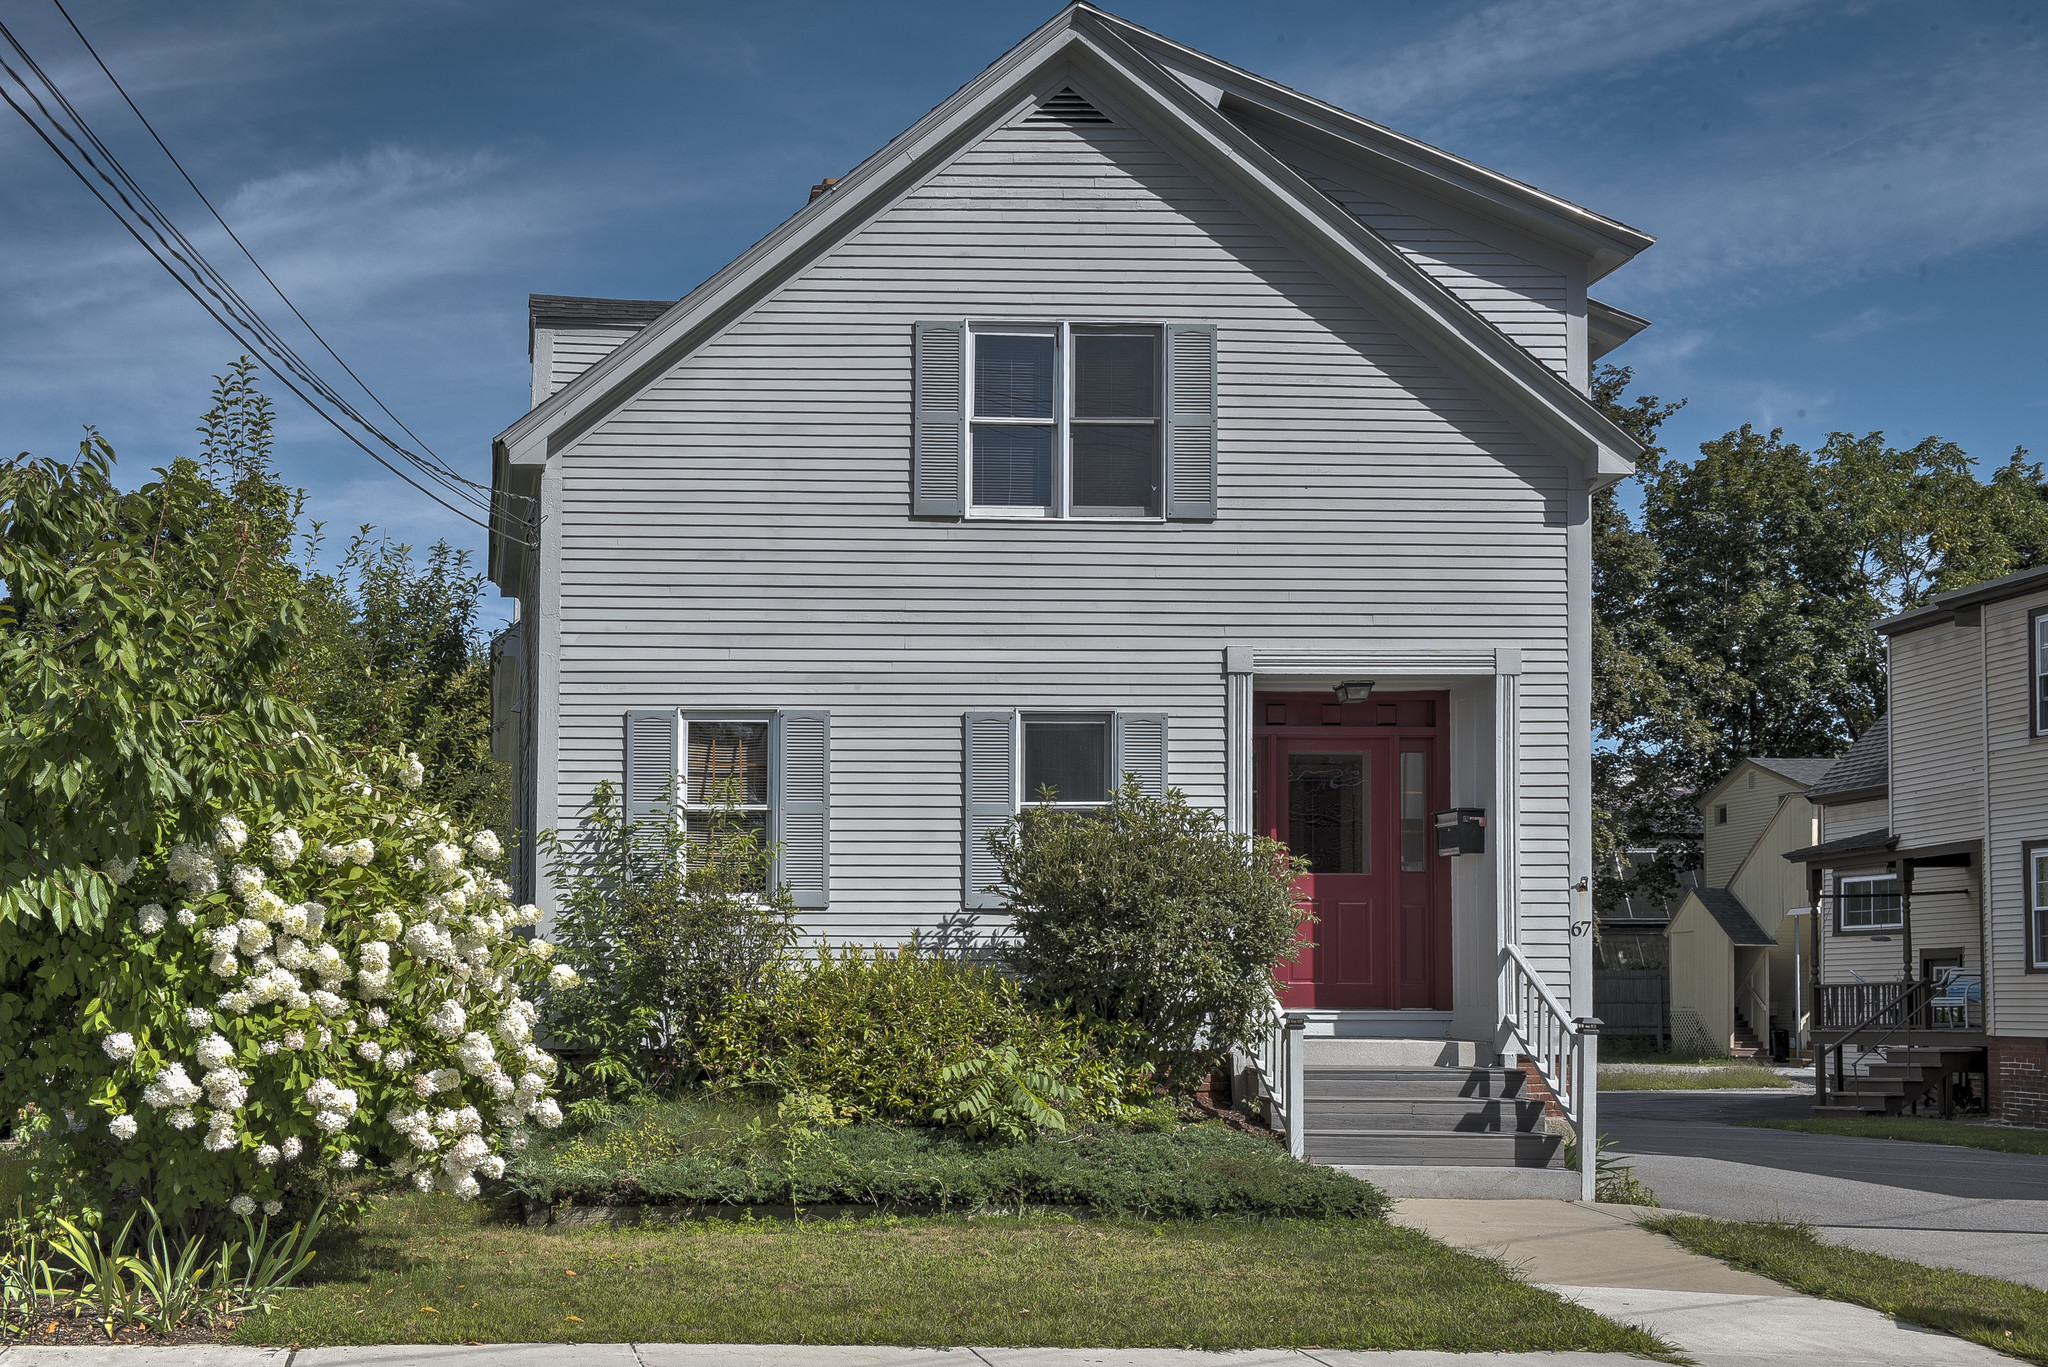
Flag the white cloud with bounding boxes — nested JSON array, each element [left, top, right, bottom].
[[1814, 304, 1935, 343], [1313, 0, 1830, 127]]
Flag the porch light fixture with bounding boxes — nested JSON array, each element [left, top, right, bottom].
[[1333, 680, 1376, 703]]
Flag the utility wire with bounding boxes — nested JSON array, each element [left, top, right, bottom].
[[0, 13, 535, 543], [50, 0, 481, 496]]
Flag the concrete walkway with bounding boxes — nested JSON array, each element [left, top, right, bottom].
[[1602, 1089, 2048, 1288], [1391, 1197, 2014, 1367]]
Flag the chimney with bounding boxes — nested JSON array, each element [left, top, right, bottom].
[[808, 177, 841, 203]]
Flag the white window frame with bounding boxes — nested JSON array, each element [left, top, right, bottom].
[[681, 712, 775, 839], [2029, 844, 2048, 971], [1837, 872, 1904, 932], [2033, 609, 2048, 736], [1019, 711, 1114, 809], [966, 321, 1163, 521]]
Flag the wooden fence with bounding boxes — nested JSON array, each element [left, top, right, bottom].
[[1594, 968, 1668, 1047]]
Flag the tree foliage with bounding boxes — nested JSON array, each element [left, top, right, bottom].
[[1592, 365, 2048, 912]]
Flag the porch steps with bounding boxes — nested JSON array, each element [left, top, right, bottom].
[[1813, 1046, 1987, 1117], [1300, 1064, 1563, 1168], [1730, 1012, 1765, 1061]]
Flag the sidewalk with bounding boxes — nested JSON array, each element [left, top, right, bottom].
[[1391, 1198, 2014, 1367]]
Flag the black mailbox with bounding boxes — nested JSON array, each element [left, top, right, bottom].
[[1433, 808, 1486, 857]]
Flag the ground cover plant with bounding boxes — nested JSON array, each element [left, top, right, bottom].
[[699, 944, 1144, 1137], [1648, 1214, 2048, 1364], [501, 1098, 1384, 1220], [229, 1192, 1675, 1354], [1737, 1115, 2048, 1155], [1599, 1064, 1792, 1090]]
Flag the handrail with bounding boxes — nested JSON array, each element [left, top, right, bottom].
[[1814, 976, 1930, 1103], [1234, 991, 1305, 1158], [1499, 943, 1599, 1202]]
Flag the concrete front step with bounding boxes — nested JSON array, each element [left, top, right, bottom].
[[1306, 1128, 1563, 1167], [1304, 1096, 1549, 1133], [1303, 1066, 1533, 1100]]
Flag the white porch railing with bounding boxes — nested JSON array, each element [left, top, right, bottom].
[[1234, 993, 1306, 1159], [1499, 943, 1601, 1202]]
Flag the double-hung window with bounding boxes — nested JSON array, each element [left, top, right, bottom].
[[968, 325, 1162, 518], [1022, 715, 1112, 807], [1837, 873, 1903, 932], [2034, 610, 2048, 735], [2030, 844, 2048, 970], [685, 720, 770, 848]]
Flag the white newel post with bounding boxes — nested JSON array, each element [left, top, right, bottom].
[[1285, 1012, 1307, 1160], [1575, 1016, 1601, 1202]]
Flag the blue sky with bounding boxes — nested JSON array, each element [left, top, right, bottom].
[[4, 0, 2045, 608]]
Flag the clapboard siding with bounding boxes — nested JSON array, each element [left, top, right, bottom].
[[1985, 587, 2048, 1034], [1703, 769, 1805, 888], [549, 326, 644, 396], [1890, 620, 1985, 845], [536, 118, 1580, 980]]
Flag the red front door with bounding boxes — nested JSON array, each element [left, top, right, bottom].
[[1256, 692, 1452, 1010]]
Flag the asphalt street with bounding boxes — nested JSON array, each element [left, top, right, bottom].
[[1602, 1087, 2048, 1287]]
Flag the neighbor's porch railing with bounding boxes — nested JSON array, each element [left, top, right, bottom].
[[1499, 943, 1601, 1203]]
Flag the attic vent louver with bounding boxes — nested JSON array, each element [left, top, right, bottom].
[[1025, 88, 1112, 125]]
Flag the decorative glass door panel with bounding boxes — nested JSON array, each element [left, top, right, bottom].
[[1257, 692, 1451, 1011]]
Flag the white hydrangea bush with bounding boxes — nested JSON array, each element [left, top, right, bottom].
[[52, 754, 571, 1216]]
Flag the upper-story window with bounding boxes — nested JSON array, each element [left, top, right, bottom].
[[2034, 611, 2048, 734], [1838, 873, 1903, 932], [970, 325, 1161, 518]]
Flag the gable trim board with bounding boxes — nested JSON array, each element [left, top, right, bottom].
[[490, 6, 1645, 587]]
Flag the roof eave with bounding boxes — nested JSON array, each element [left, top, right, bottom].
[[1807, 783, 1887, 807]]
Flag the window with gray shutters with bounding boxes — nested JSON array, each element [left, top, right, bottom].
[[914, 321, 1215, 521], [622, 708, 829, 908], [962, 709, 1169, 908]]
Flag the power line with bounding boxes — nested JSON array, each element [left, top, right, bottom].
[[0, 13, 535, 545]]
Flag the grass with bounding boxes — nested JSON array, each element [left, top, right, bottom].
[[1601, 1042, 1770, 1067], [1600, 1064, 1792, 1090], [1738, 1115, 2048, 1155], [228, 1192, 1675, 1353], [1647, 1214, 2048, 1364]]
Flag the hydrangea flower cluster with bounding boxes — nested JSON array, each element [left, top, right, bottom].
[[89, 754, 569, 1211]]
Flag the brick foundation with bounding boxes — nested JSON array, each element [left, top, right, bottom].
[[1989, 1037, 2048, 1127], [1513, 1056, 1567, 1119]]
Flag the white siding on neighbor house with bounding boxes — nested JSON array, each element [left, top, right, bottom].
[[535, 114, 1583, 985], [1890, 619, 1986, 847], [1985, 587, 2048, 1035], [1703, 770, 1806, 888]]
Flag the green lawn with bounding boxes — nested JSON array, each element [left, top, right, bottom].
[[1738, 1115, 2048, 1155], [229, 1193, 1674, 1354], [1647, 1214, 2048, 1365], [1601, 1064, 1792, 1090]]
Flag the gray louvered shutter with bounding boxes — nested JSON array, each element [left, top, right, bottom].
[[773, 709, 830, 909], [1163, 324, 1217, 519], [913, 321, 966, 516], [1113, 712, 1169, 799], [962, 711, 1016, 910], [623, 709, 679, 839]]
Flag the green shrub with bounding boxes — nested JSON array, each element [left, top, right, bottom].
[[698, 945, 1143, 1135], [542, 781, 799, 1106], [990, 780, 1307, 1089], [503, 1101, 1389, 1220]]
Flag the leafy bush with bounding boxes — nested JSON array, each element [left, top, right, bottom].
[[698, 945, 1142, 1136], [503, 1100, 1389, 1220], [990, 780, 1307, 1089], [541, 781, 799, 1103]]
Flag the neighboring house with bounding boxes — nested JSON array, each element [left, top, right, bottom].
[[1789, 564, 2048, 1126], [490, 5, 1653, 1186], [1664, 758, 1834, 1058]]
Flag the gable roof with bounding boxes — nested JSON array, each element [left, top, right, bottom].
[[1805, 715, 1889, 805], [1682, 887, 1778, 947], [1696, 755, 1836, 811], [491, 4, 1651, 573], [1877, 565, 2048, 637]]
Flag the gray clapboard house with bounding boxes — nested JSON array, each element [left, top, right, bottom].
[[490, 5, 1654, 1191]]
